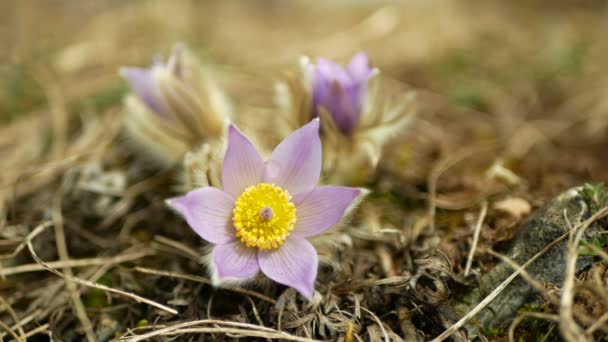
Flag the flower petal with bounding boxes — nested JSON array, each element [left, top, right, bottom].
[[120, 67, 168, 117], [222, 125, 265, 197], [292, 186, 361, 238], [213, 241, 259, 279], [167, 187, 235, 244], [263, 119, 321, 195], [258, 238, 318, 299], [326, 81, 359, 135], [311, 67, 331, 116], [316, 58, 351, 85], [347, 52, 372, 82]]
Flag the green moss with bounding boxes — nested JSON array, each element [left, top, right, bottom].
[[579, 237, 608, 259], [518, 303, 541, 314], [578, 182, 608, 214], [513, 304, 557, 342], [0, 64, 46, 122], [83, 275, 112, 309], [553, 40, 589, 76], [71, 80, 128, 114], [136, 319, 149, 327], [480, 326, 504, 337], [448, 89, 488, 112]]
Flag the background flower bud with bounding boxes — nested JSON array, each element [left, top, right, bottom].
[[120, 44, 231, 164], [276, 52, 417, 185]]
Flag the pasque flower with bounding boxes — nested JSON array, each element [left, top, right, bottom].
[[276, 52, 416, 185], [120, 44, 229, 165], [310, 52, 375, 135], [167, 119, 362, 298]]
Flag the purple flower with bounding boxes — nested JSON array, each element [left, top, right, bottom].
[[167, 119, 361, 299], [120, 45, 185, 118], [310, 52, 375, 135]]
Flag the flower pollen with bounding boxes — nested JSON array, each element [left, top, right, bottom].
[[233, 183, 296, 249]]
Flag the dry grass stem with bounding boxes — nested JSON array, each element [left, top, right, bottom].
[[153, 235, 200, 260], [464, 200, 488, 276], [134, 267, 278, 304], [1, 250, 151, 277], [116, 319, 321, 342], [0, 297, 26, 340], [488, 249, 560, 305], [52, 188, 96, 342], [559, 209, 593, 342], [360, 306, 389, 342], [0, 320, 23, 342], [587, 312, 608, 335], [0, 221, 52, 260], [7, 324, 50, 342], [25, 232, 178, 315]]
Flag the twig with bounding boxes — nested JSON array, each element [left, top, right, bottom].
[[134, 267, 277, 304], [465, 200, 488, 276], [153, 235, 200, 260], [7, 324, 50, 342], [559, 209, 593, 342], [246, 296, 272, 342], [488, 249, 560, 305], [586, 312, 608, 334], [52, 188, 96, 342], [541, 324, 557, 342], [0, 221, 52, 260], [0, 297, 26, 340], [0, 310, 41, 339], [0, 320, 22, 342], [360, 307, 388, 342], [25, 236, 178, 315], [375, 245, 396, 277], [341, 276, 410, 291], [0, 250, 150, 277], [114, 319, 320, 342], [430, 206, 608, 342]]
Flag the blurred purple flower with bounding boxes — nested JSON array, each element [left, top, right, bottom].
[[120, 46, 184, 118], [167, 119, 361, 299], [310, 52, 374, 135]]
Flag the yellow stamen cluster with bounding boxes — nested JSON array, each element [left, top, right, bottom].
[[232, 183, 296, 249]]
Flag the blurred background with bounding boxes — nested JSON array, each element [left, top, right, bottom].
[[4, 0, 608, 183]]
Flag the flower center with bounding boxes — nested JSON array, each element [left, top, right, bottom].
[[232, 183, 296, 249]]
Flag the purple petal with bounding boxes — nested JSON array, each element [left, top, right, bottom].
[[120, 67, 167, 117], [316, 58, 351, 85], [309, 53, 373, 135], [311, 68, 330, 118], [258, 238, 318, 299], [326, 81, 359, 135], [214, 241, 259, 279], [347, 52, 372, 82], [263, 119, 321, 196], [167, 187, 236, 245], [292, 186, 361, 238], [222, 125, 265, 198]]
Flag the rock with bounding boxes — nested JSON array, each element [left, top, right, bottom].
[[454, 187, 595, 335]]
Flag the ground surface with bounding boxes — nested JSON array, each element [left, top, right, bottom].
[[1, 1, 608, 341]]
